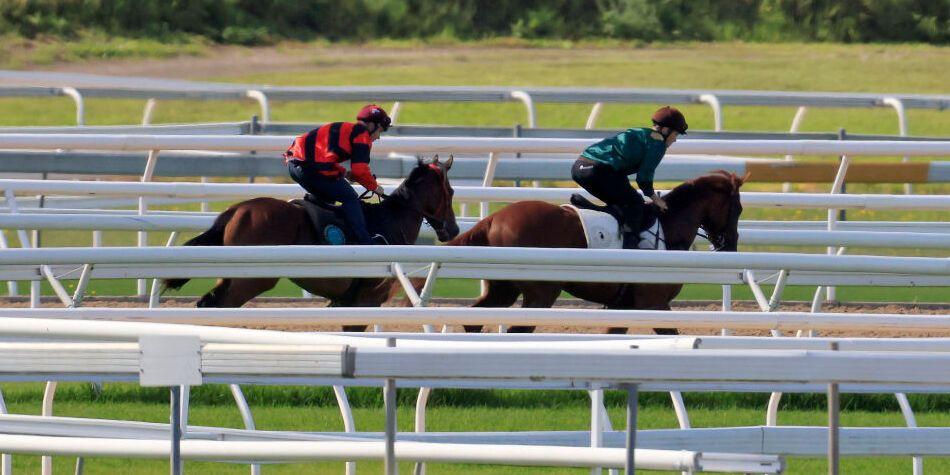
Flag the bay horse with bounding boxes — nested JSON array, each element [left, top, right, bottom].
[[448, 170, 746, 335], [163, 156, 459, 329]]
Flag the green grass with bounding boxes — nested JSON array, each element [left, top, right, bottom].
[[3, 382, 950, 474]]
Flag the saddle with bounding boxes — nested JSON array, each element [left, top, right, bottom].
[[569, 194, 664, 250], [289, 194, 353, 245]]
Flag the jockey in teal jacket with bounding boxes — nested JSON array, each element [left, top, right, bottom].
[[572, 106, 688, 248]]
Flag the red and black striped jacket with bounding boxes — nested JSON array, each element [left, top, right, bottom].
[[284, 122, 379, 190]]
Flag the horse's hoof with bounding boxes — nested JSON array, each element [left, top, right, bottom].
[[196, 294, 217, 308]]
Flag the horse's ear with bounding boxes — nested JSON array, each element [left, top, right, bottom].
[[739, 171, 751, 188], [432, 154, 440, 164], [417, 156, 425, 167], [444, 154, 454, 170]]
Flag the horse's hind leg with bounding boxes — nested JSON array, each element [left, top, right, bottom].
[[466, 280, 520, 333], [650, 303, 678, 335], [198, 278, 278, 308], [508, 283, 561, 333], [196, 279, 230, 307]]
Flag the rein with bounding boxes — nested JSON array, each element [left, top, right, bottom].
[[366, 165, 452, 240]]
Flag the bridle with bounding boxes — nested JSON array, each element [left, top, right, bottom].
[[697, 193, 739, 252], [367, 164, 453, 235]]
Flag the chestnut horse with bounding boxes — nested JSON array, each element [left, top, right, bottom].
[[449, 170, 746, 335], [163, 156, 459, 329]]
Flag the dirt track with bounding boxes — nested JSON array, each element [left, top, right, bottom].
[[3, 296, 947, 338]]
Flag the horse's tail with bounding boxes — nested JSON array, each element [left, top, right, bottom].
[[446, 214, 492, 247], [163, 207, 236, 291]]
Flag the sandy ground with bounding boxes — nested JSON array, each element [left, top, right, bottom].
[[3, 296, 947, 338]]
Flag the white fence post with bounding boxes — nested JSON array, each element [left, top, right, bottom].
[[586, 103, 604, 130], [141, 99, 157, 125], [782, 106, 808, 192], [826, 143, 851, 304], [60, 87, 84, 126], [698, 94, 723, 131], [245, 90, 270, 124], [138, 150, 161, 299], [882, 97, 911, 194]]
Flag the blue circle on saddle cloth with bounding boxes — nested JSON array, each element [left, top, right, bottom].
[[323, 225, 346, 245]]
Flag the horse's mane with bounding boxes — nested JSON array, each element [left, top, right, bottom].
[[662, 170, 746, 211], [362, 162, 430, 219]]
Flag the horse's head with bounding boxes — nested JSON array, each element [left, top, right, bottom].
[[692, 170, 747, 252], [402, 155, 460, 242]]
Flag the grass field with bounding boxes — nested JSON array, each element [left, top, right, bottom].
[[0, 41, 947, 474], [4, 381, 950, 474]]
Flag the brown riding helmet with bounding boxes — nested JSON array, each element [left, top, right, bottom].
[[651, 106, 688, 135]]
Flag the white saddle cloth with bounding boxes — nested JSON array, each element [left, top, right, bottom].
[[562, 204, 666, 250]]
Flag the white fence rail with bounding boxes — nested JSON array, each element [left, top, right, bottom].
[[1, 133, 949, 156], [2, 308, 948, 337], [2, 178, 948, 209], [0, 246, 945, 276], [2, 213, 948, 249], [2, 70, 948, 132], [6, 320, 950, 471]]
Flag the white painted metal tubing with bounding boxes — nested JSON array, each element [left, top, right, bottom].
[[1, 308, 948, 333], [895, 392, 923, 475], [698, 94, 723, 131], [141, 99, 157, 125], [0, 342, 349, 380], [353, 347, 950, 385], [591, 386, 605, 475], [0, 246, 944, 276], [4, 214, 950, 249], [333, 385, 358, 475], [509, 91, 536, 128], [782, 106, 808, 192], [227, 384, 261, 475], [245, 91, 270, 123], [59, 87, 84, 126], [0, 392, 9, 475], [2, 179, 948, 211], [40, 380, 56, 475], [1, 134, 949, 156], [586, 103, 604, 129], [0, 435, 718, 471], [883, 97, 911, 194], [739, 229, 950, 249]]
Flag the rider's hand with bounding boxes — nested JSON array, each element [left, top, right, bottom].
[[653, 194, 669, 212], [373, 185, 385, 196]]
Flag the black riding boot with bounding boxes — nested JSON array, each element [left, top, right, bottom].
[[620, 203, 643, 249]]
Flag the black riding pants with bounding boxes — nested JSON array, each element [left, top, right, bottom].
[[571, 157, 644, 232], [288, 161, 372, 244]]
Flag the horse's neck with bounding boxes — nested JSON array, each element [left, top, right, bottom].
[[658, 197, 704, 251], [366, 189, 424, 245]]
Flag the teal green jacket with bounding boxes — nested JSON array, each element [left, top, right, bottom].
[[580, 127, 667, 197]]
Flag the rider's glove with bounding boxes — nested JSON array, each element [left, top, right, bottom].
[[652, 193, 669, 212]]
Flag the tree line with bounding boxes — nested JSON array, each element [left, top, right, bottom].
[[2, 0, 946, 45]]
